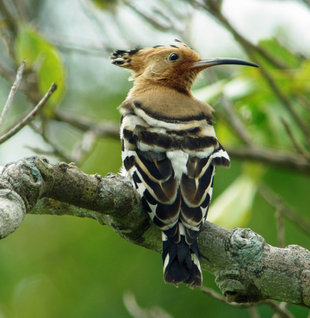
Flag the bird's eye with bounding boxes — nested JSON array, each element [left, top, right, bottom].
[[168, 53, 179, 61]]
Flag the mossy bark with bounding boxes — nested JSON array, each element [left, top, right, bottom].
[[0, 156, 309, 306]]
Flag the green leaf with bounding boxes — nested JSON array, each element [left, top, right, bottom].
[[15, 24, 66, 115], [208, 164, 265, 229], [258, 38, 300, 68], [91, 0, 118, 10], [293, 59, 310, 94]]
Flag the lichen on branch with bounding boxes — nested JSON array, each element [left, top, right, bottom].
[[0, 156, 309, 307]]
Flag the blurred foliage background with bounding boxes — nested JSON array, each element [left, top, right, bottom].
[[0, 0, 310, 317]]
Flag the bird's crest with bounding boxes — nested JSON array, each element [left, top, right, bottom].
[[110, 39, 189, 67], [110, 40, 201, 89], [110, 48, 141, 68]]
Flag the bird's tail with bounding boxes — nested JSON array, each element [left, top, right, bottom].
[[162, 231, 202, 287]]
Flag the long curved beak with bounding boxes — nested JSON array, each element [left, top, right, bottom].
[[191, 58, 259, 69]]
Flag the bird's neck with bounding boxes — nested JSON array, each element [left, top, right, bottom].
[[131, 76, 194, 96]]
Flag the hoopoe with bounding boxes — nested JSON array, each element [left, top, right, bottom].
[[111, 41, 258, 287]]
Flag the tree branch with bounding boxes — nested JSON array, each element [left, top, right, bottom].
[[0, 156, 309, 307], [0, 60, 25, 128], [54, 109, 119, 139], [191, 0, 310, 145], [226, 146, 310, 174], [0, 83, 57, 144], [52, 110, 310, 174]]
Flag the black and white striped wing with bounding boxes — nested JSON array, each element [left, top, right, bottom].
[[120, 108, 230, 286], [122, 129, 181, 231], [179, 146, 230, 244], [120, 112, 230, 239]]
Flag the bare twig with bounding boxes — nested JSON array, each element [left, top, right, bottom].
[[259, 185, 310, 236], [44, 33, 111, 56], [272, 302, 290, 318], [0, 62, 16, 82], [227, 146, 310, 174], [123, 0, 172, 31], [301, 0, 310, 9], [190, 0, 310, 144], [29, 122, 73, 162], [0, 157, 310, 307], [54, 109, 119, 138], [257, 66, 310, 144], [281, 117, 310, 161], [25, 146, 58, 157], [190, 0, 288, 70], [56, 111, 310, 174], [201, 287, 293, 317], [0, 83, 57, 144], [123, 291, 173, 318], [296, 94, 310, 111], [219, 95, 252, 145], [275, 203, 285, 248], [266, 300, 294, 318], [0, 60, 25, 129], [201, 287, 229, 303], [73, 129, 98, 164], [0, 0, 18, 57], [248, 307, 260, 318]]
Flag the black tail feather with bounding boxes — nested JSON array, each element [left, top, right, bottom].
[[163, 236, 202, 287]]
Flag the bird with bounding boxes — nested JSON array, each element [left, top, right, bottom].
[[111, 40, 258, 287]]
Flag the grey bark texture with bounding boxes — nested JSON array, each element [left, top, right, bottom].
[[0, 156, 309, 307]]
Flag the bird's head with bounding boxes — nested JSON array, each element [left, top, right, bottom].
[[111, 40, 258, 95]]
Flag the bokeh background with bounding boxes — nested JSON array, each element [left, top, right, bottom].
[[0, 0, 310, 317]]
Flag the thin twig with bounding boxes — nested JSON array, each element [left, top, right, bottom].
[[123, 0, 172, 31], [54, 110, 119, 138], [222, 17, 310, 145], [227, 146, 310, 174], [201, 287, 231, 304], [73, 129, 98, 164], [123, 291, 173, 318], [265, 300, 294, 318], [44, 33, 111, 56], [272, 302, 290, 318], [56, 110, 310, 173], [0, 83, 57, 144], [257, 65, 310, 145], [191, 0, 310, 144], [296, 94, 310, 111], [0, 62, 16, 82], [259, 185, 310, 236], [152, 7, 184, 34], [0, 60, 25, 129], [25, 146, 58, 157], [219, 95, 252, 145], [0, 0, 18, 57], [281, 117, 310, 161], [29, 122, 73, 162], [200, 287, 293, 317], [301, 0, 310, 9], [191, 0, 288, 70], [275, 203, 285, 248], [248, 307, 260, 318]]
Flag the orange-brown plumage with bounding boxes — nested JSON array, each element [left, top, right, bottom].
[[112, 42, 201, 94], [111, 41, 258, 287]]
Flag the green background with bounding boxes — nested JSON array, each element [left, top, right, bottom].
[[0, 0, 310, 317]]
